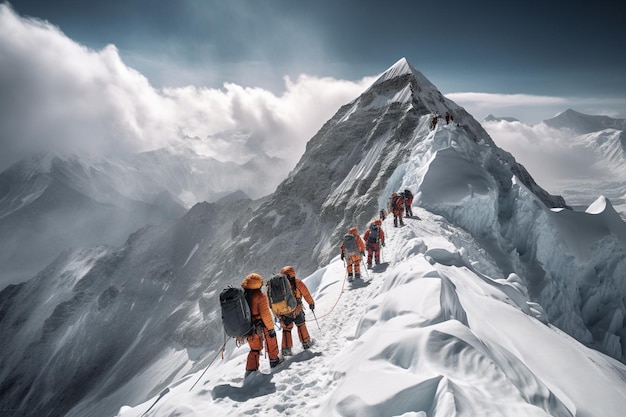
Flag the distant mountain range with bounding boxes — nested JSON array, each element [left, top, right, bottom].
[[483, 108, 626, 216], [0, 144, 287, 288], [483, 114, 520, 123], [544, 108, 626, 134]]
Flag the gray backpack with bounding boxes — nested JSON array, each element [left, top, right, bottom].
[[343, 233, 359, 256]]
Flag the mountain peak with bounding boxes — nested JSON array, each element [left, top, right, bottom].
[[374, 57, 413, 81], [544, 109, 626, 134], [371, 57, 434, 90]]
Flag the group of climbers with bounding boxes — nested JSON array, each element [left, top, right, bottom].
[[339, 188, 413, 280], [431, 111, 455, 129], [240, 266, 315, 377], [237, 188, 414, 376], [388, 189, 413, 227]]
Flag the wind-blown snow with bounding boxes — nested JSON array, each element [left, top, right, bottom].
[[117, 205, 626, 417]]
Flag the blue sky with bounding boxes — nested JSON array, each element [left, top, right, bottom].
[[8, 0, 625, 97], [1, 1, 625, 171]]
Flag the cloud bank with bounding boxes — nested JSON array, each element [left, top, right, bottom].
[[448, 92, 626, 125], [481, 119, 610, 192], [0, 4, 373, 171]]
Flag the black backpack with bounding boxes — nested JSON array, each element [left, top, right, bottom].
[[367, 223, 379, 244], [219, 287, 253, 338]]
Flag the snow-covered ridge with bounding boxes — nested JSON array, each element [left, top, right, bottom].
[[2, 57, 626, 417], [117, 207, 626, 417]]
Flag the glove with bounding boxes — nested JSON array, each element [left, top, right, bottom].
[[268, 329, 276, 338], [309, 304, 315, 311], [361, 251, 365, 256], [341, 253, 345, 260], [381, 242, 385, 247]]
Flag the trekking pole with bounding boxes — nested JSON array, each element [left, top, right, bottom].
[[361, 259, 370, 279], [312, 310, 321, 330], [189, 338, 230, 391]]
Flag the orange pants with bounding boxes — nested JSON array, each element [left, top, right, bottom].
[[280, 311, 311, 348], [245, 327, 279, 371], [346, 253, 361, 275]]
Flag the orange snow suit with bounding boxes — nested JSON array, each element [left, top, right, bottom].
[[390, 193, 404, 227], [340, 227, 366, 277], [241, 273, 280, 372], [363, 220, 385, 267], [278, 266, 315, 350]]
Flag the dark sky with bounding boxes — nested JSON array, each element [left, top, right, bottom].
[[7, 0, 626, 98]]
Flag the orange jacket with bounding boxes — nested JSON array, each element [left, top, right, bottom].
[[248, 290, 275, 330], [390, 195, 404, 215], [292, 278, 314, 306]]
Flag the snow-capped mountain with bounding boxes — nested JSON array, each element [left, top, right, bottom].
[[2, 58, 626, 417], [483, 114, 521, 123], [0, 144, 288, 288], [543, 109, 626, 171], [544, 108, 626, 134], [543, 110, 626, 214], [0, 153, 186, 288], [198, 58, 566, 285], [482, 109, 626, 217]]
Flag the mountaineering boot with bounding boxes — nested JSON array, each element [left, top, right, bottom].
[[302, 339, 314, 350], [270, 357, 284, 368], [367, 262, 372, 269], [282, 347, 292, 356], [354, 273, 361, 280], [244, 370, 256, 378]]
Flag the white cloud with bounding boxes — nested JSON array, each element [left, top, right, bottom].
[[448, 92, 626, 125], [447, 92, 569, 124], [0, 4, 372, 170], [482, 119, 609, 192]]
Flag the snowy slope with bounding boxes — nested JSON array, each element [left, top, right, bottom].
[[117, 205, 626, 417], [118, 95, 626, 416], [2, 58, 626, 417]]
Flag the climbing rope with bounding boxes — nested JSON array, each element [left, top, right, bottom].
[[311, 271, 348, 320], [189, 335, 231, 391]]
